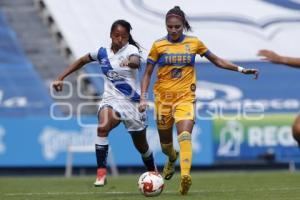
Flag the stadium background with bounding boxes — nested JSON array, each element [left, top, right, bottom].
[[1, 0, 300, 173]]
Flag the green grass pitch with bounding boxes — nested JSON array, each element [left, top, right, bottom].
[[1, 171, 300, 200]]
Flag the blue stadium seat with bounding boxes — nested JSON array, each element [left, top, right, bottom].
[[0, 10, 59, 116]]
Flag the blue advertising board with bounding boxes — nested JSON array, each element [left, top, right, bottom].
[[213, 114, 300, 163], [1, 61, 300, 166], [196, 61, 300, 163], [0, 115, 213, 167]]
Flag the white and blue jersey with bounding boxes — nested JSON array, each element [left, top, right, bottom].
[[89, 43, 147, 132], [90, 43, 141, 102]]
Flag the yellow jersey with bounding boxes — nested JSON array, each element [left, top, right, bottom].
[[147, 34, 209, 102]]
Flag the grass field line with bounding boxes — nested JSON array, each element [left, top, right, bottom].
[[3, 191, 135, 196], [3, 187, 300, 197]]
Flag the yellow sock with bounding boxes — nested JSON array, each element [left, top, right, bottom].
[[178, 131, 192, 176], [161, 143, 177, 161]]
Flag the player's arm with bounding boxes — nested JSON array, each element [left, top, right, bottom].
[[205, 52, 259, 79], [139, 63, 155, 112], [120, 55, 140, 69], [52, 54, 93, 92], [258, 49, 300, 68], [139, 42, 158, 112], [128, 55, 140, 69]]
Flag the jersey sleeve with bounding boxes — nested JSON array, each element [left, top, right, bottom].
[[147, 42, 159, 65], [197, 39, 210, 57], [89, 47, 106, 61], [89, 51, 98, 61]]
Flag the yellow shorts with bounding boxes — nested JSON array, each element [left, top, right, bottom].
[[155, 100, 195, 130]]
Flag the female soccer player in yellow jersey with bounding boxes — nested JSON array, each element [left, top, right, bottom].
[[139, 6, 259, 195]]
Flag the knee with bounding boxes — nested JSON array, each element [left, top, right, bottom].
[[177, 131, 191, 143], [97, 126, 110, 137], [161, 143, 173, 154]]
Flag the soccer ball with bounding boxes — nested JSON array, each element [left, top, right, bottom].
[[138, 171, 164, 197]]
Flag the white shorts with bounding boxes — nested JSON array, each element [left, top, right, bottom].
[[98, 98, 147, 132]]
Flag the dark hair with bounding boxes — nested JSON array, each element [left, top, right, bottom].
[[166, 6, 192, 32], [110, 19, 141, 51]]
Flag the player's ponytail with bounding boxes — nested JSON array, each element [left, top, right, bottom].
[[110, 19, 141, 51], [128, 33, 141, 52], [166, 6, 192, 32]]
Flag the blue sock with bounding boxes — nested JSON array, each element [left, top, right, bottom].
[[95, 144, 109, 168]]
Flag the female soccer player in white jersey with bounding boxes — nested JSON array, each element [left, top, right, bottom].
[[52, 19, 156, 187]]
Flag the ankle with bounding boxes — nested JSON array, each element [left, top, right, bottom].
[[97, 168, 107, 175]]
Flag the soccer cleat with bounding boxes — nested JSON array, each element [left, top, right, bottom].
[[94, 168, 107, 187], [179, 174, 192, 195], [162, 151, 178, 180]]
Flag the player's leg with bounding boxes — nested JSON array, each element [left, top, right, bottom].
[[175, 120, 193, 195], [159, 127, 178, 180], [129, 129, 156, 171], [94, 106, 121, 187], [292, 114, 300, 147], [176, 120, 193, 176], [156, 101, 178, 180], [174, 102, 195, 195], [123, 101, 156, 171]]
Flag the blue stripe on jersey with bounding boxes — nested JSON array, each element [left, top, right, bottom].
[[202, 50, 212, 57], [97, 47, 140, 102], [147, 58, 156, 65], [157, 53, 196, 67], [97, 47, 111, 74]]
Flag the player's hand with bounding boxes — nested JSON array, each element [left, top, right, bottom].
[[120, 59, 129, 67], [257, 49, 282, 63], [242, 68, 259, 80], [138, 99, 148, 112], [52, 79, 64, 92]]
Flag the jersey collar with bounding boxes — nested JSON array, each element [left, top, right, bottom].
[[111, 42, 129, 54], [167, 34, 185, 43]]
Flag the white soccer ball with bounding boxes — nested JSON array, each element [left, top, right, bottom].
[[138, 171, 164, 197]]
